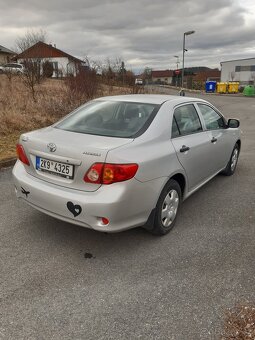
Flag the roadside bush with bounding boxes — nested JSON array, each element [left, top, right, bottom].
[[65, 68, 101, 105], [192, 80, 204, 90], [0, 75, 131, 138], [0, 77, 70, 136]]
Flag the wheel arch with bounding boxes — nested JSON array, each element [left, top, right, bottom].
[[170, 173, 186, 198], [143, 172, 187, 231]]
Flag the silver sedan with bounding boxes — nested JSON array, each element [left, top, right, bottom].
[[13, 94, 241, 235]]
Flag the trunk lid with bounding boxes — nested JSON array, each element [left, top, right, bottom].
[[20, 127, 133, 191]]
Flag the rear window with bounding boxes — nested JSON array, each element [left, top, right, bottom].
[[55, 100, 160, 138]]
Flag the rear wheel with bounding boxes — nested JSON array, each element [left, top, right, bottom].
[[222, 143, 240, 176], [150, 179, 182, 235]]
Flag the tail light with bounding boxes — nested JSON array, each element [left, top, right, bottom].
[[84, 163, 138, 185], [16, 144, 30, 166]]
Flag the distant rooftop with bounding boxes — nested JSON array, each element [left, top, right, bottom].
[[151, 70, 174, 77], [0, 45, 15, 54], [17, 41, 83, 63], [221, 57, 255, 64]]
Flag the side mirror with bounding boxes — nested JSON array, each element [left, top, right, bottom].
[[228, 118, 240, 128]]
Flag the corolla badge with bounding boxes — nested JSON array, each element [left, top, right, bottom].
[[47, 143, 57, 152]]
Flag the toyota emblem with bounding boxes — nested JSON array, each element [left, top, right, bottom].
[[47, 143, 57, 152]]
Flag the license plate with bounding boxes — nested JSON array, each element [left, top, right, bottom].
[[36, 157, 74, 179]]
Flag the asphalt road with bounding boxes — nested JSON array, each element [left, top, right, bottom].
[[1, 92, 255, 340]]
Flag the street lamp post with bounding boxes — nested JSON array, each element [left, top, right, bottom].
[[181, 30, 195, 89], [174, 55, 179, 87], [174, 55, 179, 69]]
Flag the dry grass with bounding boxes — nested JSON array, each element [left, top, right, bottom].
[[221, 303, 255, 339], [0, 76, 78, 133], [0, 76, 70, 160], [0, 75, 144, 161]]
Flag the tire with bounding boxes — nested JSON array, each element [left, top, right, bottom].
[[150, 179, 182, 235], [222, 143, 240, 176]]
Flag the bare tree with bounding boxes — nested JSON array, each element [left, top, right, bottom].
[[15, 28, 47, 53], [142, 67, 152, 84], [4, 67, 14, 83], [21, 61, 39, 102], [15, 29, 49, 100]]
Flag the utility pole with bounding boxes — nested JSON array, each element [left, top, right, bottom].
[[181, 30, 195, 89]]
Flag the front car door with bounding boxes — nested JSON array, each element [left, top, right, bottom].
[[196, 103, 234, 173], [171, 103, 214, 191]]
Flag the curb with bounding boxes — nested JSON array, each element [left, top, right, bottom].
[[0, 158, 16, 170]]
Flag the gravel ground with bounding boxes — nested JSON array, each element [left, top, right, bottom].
[[0, 91, 255, 340]]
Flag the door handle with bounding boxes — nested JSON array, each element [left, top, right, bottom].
[[211, 137, 217, 143], [180, 145, 190, 153]]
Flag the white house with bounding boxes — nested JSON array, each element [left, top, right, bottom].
[[0, 44, 15, 65], [16, 41, 87, 77], [220, 57, 255, 85], [151, 70, 173, 85]]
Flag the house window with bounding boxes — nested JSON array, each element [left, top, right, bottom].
[[236, 65, 255, 72], [241, 65, 252, 71]]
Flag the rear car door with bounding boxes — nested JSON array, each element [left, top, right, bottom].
[[171, 103, 213, 191], [196, 103, 234, 172]]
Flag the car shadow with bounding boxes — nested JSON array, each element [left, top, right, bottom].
[[25, 170, 242, 264]]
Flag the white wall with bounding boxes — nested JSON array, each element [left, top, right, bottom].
[[152, 76, 172, 84], [17, 56, 79, 77], [221, 58, 255, 84]]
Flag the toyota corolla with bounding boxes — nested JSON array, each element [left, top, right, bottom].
[[13, 95, 241, 235]]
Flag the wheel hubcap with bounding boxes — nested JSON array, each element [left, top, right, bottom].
[[231, 148, 238, 171], [161, 189, 179, 228]]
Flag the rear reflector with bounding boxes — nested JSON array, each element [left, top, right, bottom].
[[101, 217, 109, 225], [16, 144, 30, 166], [84, 163, 138, 185]]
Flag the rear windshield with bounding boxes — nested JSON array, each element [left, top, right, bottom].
[[55, 100, 160, 138]]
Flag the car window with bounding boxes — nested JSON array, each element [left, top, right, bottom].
[[171, 116, 180, 138], [198, 104, 225, 130], [55, 100, 160, 138], [173, 104, 202, 136]]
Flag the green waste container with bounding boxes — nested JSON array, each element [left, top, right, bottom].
[[228, 82, 239, 93], [243, 85, 255, 97], [216, 82, 227, 93]]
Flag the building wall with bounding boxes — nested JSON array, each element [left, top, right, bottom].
[[152, 76, 172, 84], [221, 58, 255, 84], [0, 53, 12, 65], [17, 56, 79, 77]]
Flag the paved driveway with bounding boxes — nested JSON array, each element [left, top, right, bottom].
[[0, 92, 255, 339]]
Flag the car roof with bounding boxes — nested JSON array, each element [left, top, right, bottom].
[[95, 94, 207, 105]]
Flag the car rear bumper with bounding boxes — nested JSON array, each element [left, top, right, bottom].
[[13, 161, 164, 232]]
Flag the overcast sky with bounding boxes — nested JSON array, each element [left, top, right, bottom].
[[1, 0, 255, 72]]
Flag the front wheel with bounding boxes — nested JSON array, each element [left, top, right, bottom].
[[222, 143, 240, 176], [150, 179, 182, 235]]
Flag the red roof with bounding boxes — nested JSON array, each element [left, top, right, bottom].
[[152, 70, 174, 78], [17, 41, 83, 63]]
